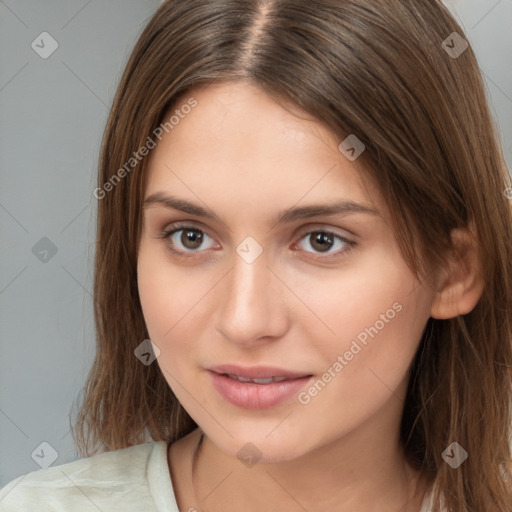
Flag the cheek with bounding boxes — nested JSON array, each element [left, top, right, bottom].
[[137, 242, 205, 341], [301, 302, 426, 439], [287, 248, 417, 350], [296, 261, 431, 424], [294, 246, 430, 389], [137, 246, 203, 392]]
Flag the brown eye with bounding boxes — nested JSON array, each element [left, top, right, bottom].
[[309, 232, 335, 253], [179, 229, 204, 250], [160, 225, 217, 256], [293, 228, 356, 259]]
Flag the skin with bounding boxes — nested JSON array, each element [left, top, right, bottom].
[[137, 81, 484, 512]]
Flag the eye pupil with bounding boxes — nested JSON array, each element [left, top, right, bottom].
[[181, 229, 203, 249], [311, 232, 334, 252]]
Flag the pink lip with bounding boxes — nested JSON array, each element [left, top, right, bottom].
[[209, 364, 310, 380], [207, 365, 313, 409]]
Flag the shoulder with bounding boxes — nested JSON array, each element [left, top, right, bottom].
[[0, 441, 169, 512]]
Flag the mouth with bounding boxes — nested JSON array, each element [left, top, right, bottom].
[[219, 374, 293, 384], [208, 364, 312, 381], [207, 365, 313, 409]]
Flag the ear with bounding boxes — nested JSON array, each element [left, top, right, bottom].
[[430, 222, 485, 319]]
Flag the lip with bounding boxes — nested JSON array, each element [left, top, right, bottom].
[[209, 364, 310, 380], [207, 365, 313, 409]]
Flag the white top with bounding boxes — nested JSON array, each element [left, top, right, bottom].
[[0, 440, 435, 511]]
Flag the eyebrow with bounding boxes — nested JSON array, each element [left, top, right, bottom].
[[143, 192, 380, 225]]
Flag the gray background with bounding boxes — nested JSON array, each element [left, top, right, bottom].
[[1, 0, 511, 487]]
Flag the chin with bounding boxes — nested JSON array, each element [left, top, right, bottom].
[[206, 425, 314, 465]]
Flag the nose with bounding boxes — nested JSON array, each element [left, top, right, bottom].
[[215, 245, 290, 346]]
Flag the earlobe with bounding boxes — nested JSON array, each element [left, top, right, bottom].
[[430, 224, 485, 320]]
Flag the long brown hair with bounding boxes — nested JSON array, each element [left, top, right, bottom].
[[72, 1, 512, 509]]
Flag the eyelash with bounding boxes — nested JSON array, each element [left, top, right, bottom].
[[156, 222, 357, 261]]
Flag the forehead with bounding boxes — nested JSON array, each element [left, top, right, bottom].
[[144, 81, 387, 221]]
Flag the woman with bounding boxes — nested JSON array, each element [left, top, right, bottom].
[[1, 1, 511, 511]]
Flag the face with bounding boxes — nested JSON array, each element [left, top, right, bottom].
[[137, 81, 436, 463]]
